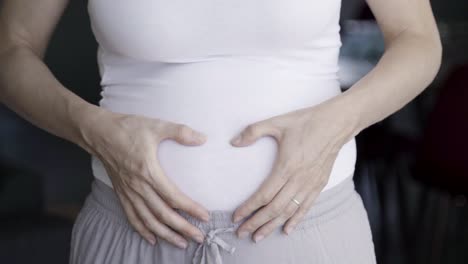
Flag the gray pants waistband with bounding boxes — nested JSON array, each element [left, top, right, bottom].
[[87, 173, 357, 232]]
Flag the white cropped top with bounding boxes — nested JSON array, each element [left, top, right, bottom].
[[87, 0, 357, 211]]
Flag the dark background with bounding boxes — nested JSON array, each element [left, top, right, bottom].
[[1, 0, 467, 263]]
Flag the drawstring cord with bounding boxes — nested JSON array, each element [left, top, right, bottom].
[[192, 226, 237, 264]]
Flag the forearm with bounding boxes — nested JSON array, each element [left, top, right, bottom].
[[327, 31, 442, 139], [0, 45, 104, 155]]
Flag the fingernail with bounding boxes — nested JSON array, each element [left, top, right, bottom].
[[177, 239, 188, 249], [148, 237, 156, 245], [195, 234, 204, 244], [231, 135, 242, 145], [254, 234, 264, 243], [195, 136, 205, 144], [238, 230, 248, 239], [284, 226, 293, 235], [192, 132, 205, 144], [232, 215, 242, 223], [202, 214, 210, 222], [199, 133, 207, 142]]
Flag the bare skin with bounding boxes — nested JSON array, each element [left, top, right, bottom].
[[230, 0, 442, 243], [0, 0, 441, 250], [0, 0, 211, 249]]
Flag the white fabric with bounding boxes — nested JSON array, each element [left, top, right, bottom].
[[87, 0, 357, 211]]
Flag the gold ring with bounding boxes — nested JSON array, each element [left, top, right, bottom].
[[291, 198, 301, 206]]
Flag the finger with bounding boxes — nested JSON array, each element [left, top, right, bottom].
[[150, 119, 209, 223], [251, 193, 303, 242], [133, 182, 206, 244], [235, 172, 304, 238], [234, 133, 337, 228], [146, 160, 211, 223], [114, 187, 157, 246], [159, 122, 207, 146], [244, 150, 333, 240], [230, 118, 283, 147], [283, 155, 336, 235], [125, 187, 191, 249], [232, 148, 299, 223], [283, 188, 321, 235]]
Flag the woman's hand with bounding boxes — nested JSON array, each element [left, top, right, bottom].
[[229, 99, 359, 242], [79, 108, 211, 249]]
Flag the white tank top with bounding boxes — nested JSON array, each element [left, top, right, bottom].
[[87, 0, 357, 211]]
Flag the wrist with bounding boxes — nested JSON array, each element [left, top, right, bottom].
[[68, 100, 109, 156], [320, 91, 364, 142]]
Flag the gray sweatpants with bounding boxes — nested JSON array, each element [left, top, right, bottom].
[[69, 175, 376, 264]]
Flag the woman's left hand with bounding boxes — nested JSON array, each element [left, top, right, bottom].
[[229, 99, 359, 243]]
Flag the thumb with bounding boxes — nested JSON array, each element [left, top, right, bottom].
[[230, 120, 277, 147], [164, 123, 207, 146]]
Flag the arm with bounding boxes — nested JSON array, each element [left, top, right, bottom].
[[229, 0, 443, 241], [0, 1, 212, 247], [0, 0, 102, 155], [327, 0, 443, 137]]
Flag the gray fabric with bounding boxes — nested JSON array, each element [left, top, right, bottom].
[[69, 175, 376, 264], [192, 227, 236, 264]]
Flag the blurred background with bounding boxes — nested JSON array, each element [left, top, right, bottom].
[[0, 0, 467, 263]]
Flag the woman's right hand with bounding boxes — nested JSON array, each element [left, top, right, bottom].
[[78, 107, 211, 249]]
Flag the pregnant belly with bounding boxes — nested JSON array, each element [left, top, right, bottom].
[[95, 57, 353, 211]]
